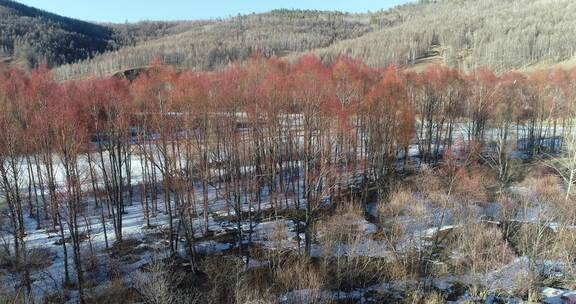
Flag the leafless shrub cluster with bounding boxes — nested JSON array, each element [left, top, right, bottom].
[[134, 262, 193, 304], [448, 222, 515, 275]]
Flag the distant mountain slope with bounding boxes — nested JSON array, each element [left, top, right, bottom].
[[108, 20, 201, 47], [54, 10, 374, 80], [310, 0, 576, 73], [0, 0, 118, 69], [55, 0, 576, 79], [3, 0, 576, 78]]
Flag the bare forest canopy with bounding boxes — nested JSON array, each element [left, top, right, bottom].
[[2, 0, 576, 80], [2, 52, 576, 302], [309, 0, 576, 73]]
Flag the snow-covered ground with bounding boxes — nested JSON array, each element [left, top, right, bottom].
[[1, 126, 574, 302], [2, 181, 575, 303]]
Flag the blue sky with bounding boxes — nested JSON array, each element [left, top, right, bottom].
[[16, 0, 411, 23]]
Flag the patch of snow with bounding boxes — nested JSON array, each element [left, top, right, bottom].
[[542, 287, 576, 304]]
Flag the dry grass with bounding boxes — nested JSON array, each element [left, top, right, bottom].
[[379, 187, 415, 218], [273, 258, 325, 303], [410, 167, 445, 205], [0, 246, 55, 274], [198, 256, 243, 303], [134, 261, 191, 304], [518, 169, 564, 203], [495, 194, 519, 223], [452, 169, 490, 205], [378, 185, 428, 223], [86, 279, 137, 304], [448, 222, 515, 275], [550, 195, 576, 225], [320, 203, 365, 240], [403, 289, 447, 304], [317, 204, 391, 289], [512, 271, 540, 300]]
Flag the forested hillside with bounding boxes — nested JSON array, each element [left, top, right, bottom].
[[3, 0, 576, 78], [54, 0, 576, 79], [0, 0, 117, 69], [312, 0, 576, 73], [54, 10, 373, 80]]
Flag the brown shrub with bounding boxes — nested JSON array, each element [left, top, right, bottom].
[[550, 195, 576, 225], [452, 169, 490, 204], [508, 222, 556, 274], [519, 174, 563, 204], [86, 279, 137, 304], [134, 261, 191, 304], [424, 291, 447, 304], [379, 187, 415, 219], [201, 256, 244, 304], [411, 166, 443, 196], [549, 228, 576, 281], [448, 222, 515, 275], [495, 194, 519, 223], [241, 267, 275, 303], [402, 288, 446, 304], [320, 203, 365, 242], [316, 204, 390, 290], [274, 258, 324, 294], [512, 271, 539, 300]]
